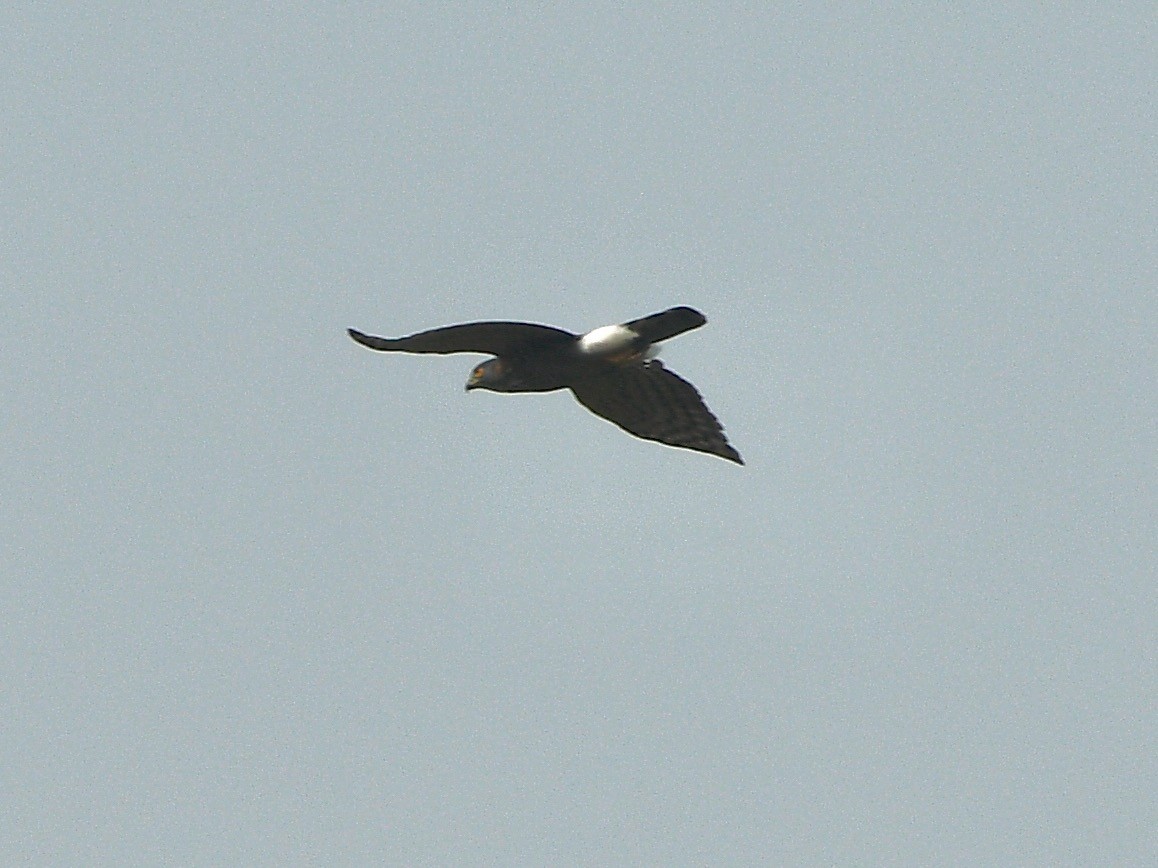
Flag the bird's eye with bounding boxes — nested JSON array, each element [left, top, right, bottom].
[[473, 366, 484, 378]]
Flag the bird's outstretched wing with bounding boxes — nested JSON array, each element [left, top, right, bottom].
[[348, 322, 576, 356], [570, 360, 743, 464], [623, 306, 707, 344]]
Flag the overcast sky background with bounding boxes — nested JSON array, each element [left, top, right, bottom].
[[3, 5, 1153, 865]]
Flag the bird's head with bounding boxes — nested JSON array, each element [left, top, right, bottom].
[[465, 358, 515, 392]]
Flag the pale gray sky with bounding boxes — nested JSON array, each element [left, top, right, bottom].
[[3, 5, 1154, 865]]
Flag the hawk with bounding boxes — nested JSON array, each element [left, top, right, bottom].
[[347, 306, 743, 464]]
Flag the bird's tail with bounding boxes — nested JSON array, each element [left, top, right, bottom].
[[624, 307, 707, 344]]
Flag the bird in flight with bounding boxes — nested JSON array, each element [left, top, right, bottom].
[[347, 306, 742, 464]]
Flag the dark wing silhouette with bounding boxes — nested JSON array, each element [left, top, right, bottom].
[[623, 306, 707, 344], [570, 360, 743, 464], [348, 321, 576, 356]]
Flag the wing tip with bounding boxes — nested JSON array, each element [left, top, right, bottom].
[[348, 328, 388, 350], [671, 305, 707, 327]]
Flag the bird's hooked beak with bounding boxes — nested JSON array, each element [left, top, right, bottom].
[[465, 366, 483, 391]]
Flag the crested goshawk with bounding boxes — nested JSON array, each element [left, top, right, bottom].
[[347, 306, 742, 464]]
